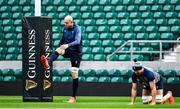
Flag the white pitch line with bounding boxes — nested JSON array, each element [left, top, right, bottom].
[[0, 108, 174, 109]]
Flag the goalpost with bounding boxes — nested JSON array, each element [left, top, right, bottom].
[[22, 0, 53, 102], [35, 0, 41, 16]]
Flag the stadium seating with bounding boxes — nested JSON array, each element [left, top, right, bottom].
[[86, 76, 98, 82], [167, 77, 180, 83], [0, 0, 179, 62], [0, 68, 179, 84], [111, 77, 124, 83], [61, 76, 72, 82], [163, 69, 176, 77], [2, 69, 14, 76], [98, 77, 111, 82], [82, 54, 93, 60], [53, 76, 61, 82], [14, 69, 22, 80], [79, 76, 86, 82], [108, 69, 121, 77], [94, 54, 106, 61], [3, 76, 16, 81], [58, 69, 71, 76], [83, 69, 96, 76]]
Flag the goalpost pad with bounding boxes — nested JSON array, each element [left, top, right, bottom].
[[22, 17, 53, 102]]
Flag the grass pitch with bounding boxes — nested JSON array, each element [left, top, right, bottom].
[[0, 96, 179, 109]]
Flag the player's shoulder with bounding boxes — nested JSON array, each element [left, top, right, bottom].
[[131, 73, 136, 78], [144, 67, 154, 73], [74, 23, 81, 30], [63, 26, 67, 31], [143, 67, 155, 78]]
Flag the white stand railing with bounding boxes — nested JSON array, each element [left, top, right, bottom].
[[107, 40, 180, 61]]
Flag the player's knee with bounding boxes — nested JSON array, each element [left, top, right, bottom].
[[156, 95, 163, 104], [71, 67, 79, 79], [55, 47, 65, 55], [142, 96, 152, 104]]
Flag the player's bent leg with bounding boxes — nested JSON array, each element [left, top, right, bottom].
[[161, 91, 174, 104], [41, 47, 64, 70], [156, 94, 163, 104], [142, 89, 152, 104], [155, 89, 163, 104], [167, 91, 174, 104], [168, 91, 174, 104], [48, 51, 59, 66], [41, 50, 60, 70]]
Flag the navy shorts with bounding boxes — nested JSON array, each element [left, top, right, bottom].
[[63, 49, 82, 68], [143, 77, 163, 90]]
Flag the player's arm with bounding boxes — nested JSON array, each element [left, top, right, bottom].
[[149, 81, 156, 105], [58, 32, 65, 47], [68, 27, 81, 47], [131, 83, 137, 104], [58, 31, 69, 50], [60, 27, 81, 49]]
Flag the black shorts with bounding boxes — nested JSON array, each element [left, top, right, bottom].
[[63, 49, 82, 68], [143, 77, 163, 90]]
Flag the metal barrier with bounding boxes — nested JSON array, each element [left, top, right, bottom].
[[107, 40, 180, 61]]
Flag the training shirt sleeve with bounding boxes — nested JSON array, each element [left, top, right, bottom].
[[68, 27, 81, 47], [146, 71, 155, 82], [58, 31, 65, 47], [132, 73, 137, 83]]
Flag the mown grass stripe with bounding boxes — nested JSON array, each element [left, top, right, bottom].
[[0, 96, 179, 108]]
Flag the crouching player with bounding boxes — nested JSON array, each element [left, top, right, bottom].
[[130, 59, 174, 105]]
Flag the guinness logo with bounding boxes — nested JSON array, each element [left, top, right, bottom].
[[25, 80, 37, 91], [43, 79, 51, 91]]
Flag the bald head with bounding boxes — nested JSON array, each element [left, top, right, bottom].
[[64, 15, 74, 28], [64, 15, 73, 22]]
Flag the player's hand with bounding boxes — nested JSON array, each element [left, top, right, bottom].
[[60, 44, 69, 49]]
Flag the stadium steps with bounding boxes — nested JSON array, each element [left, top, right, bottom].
[[162, 45, 180, 62]]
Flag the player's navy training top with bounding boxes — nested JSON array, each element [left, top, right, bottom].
[[59, 22, 82, 52], [132, 67, 161, 86]]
